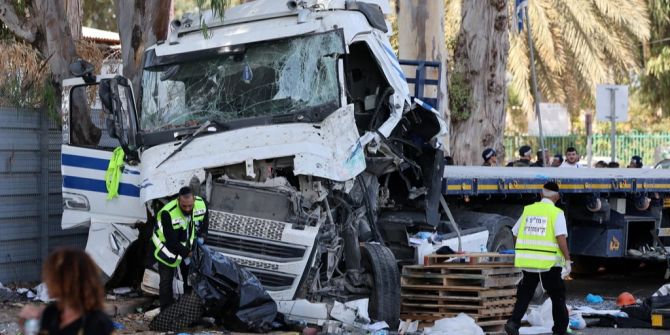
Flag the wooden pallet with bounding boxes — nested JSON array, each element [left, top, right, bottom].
[[423, 253, 515, 267], [402, 266, 521, 289], [402, 253, 520, 333]]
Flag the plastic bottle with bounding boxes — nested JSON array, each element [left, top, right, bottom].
[[24, 319, 40, 335]]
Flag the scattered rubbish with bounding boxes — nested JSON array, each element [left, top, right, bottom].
[[322, 320, 342, 334], [144, 307, 160, 319], [526, 299, 555, 328], [106, 294, 117, 301], [616, 292, 636, 307], [586, 293, 604, 304], [364, 321, 389, 331], [423, 313, 484, 335], [16, 288, 29, 294], [398, 320, 419, 333], [113, 287, 133, 295], [330, 299, 371, 327], [112, 321, 125, 330], [32, 283, 50, 302], [569, 311, 586, 330], [26, 291, 35, 299], [277, 299, 329, 325]]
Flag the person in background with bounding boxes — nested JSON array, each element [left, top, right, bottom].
[[505, 182, 571, 335], [482, 148, 498, 166], [445, 156, 455, 166], [531, 149, 551, 167], [551, 154, 563, 167], [18, 248, 115, 335], [608, 161, 620, 168], [628, 155, 643, 168], [507, 145, 533, 167], [595, 160, 608, 168], [559, 147, 582, 168]]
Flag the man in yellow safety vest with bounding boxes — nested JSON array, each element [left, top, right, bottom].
[[152, 186, 209, 309], [505, 182, 571, 335]]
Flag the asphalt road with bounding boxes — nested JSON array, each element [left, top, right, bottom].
[[522, 261, 670, 335]]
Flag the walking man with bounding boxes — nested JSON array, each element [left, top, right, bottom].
[[152, 186, 209, 309], [505, 182, 571, 335]]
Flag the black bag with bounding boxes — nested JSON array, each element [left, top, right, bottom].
[[191, 244, 278, 333]]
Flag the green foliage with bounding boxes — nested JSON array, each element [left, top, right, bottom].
[[448, 71, 472, 121], [83, 0, 117, 31]]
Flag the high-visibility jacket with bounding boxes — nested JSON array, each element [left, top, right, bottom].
[[152, 197, 207, 267], [514, 201, 565, 270]]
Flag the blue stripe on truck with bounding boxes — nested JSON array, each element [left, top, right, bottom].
[[63, 175, 140, 198], [62, 153, 140, 175]]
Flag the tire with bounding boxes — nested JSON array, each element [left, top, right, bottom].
[[361, 243, 400, 329], [490, 226, 515, 252]]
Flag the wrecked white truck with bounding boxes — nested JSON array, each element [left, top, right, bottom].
[[60, 0, 450, 326]]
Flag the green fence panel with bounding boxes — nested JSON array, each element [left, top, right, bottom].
[[503, 133, 670, 166]]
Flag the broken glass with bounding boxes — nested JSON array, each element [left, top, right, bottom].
[[141, 30, 345, 133]]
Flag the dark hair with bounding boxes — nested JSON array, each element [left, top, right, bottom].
[[608, 161, 620, 168], [543, 181, 560, 192], [553, 154, 564, 163], [43, 248, 105, 313], [178, 186, 193, 197], [445, 156, 454, 166], [519, 145, 532, 157], [566, 147, 577, 154]]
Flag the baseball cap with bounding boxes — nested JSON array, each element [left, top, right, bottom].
[[482, 148, 496, 161]]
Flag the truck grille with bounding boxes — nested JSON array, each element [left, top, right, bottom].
[[207, 232, 306, 262], [209, 210, 285, 241], [246, 269, 295, 291]]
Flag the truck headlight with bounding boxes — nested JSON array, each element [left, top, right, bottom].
[[63, 192, 90, 211]]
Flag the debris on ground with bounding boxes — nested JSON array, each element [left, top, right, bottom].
[[586, 293, 604, 304], [423, 313, 484, 335]]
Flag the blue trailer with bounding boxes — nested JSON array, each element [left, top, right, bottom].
[[440, 166, 670, 273]]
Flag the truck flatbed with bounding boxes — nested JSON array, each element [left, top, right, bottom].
[[443, 166, 670, 195]]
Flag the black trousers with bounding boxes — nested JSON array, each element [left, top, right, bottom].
[[158, 261, 191, 309], [509, 267, 569, 334]]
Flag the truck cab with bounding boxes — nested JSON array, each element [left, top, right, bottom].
[[61, 0, 447, 326]]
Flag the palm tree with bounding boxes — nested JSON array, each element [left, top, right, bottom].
[[507, 0, 650, 122]]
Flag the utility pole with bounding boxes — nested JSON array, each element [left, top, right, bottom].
[[524, 6, 546, 166]]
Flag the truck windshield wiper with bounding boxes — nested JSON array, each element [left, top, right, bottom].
[[156, 120, 213, 168]]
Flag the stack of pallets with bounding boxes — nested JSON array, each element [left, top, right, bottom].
[[400, 253, 521, 335]]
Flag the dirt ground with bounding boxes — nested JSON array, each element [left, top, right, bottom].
[[0, 263, 668, 334]]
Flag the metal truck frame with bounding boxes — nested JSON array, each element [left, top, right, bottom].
[[60, 0, 451, 326]]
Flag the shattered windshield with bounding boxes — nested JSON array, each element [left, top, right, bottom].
[[141, 30, 344, 132]]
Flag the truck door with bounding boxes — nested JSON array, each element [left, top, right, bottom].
[[61, 76, 146, 230]]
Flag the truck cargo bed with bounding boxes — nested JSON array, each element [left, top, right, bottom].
[[443, 166, 670, 195]]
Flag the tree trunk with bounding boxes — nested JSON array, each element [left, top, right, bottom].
[[116, 0, 173, 112], [397, 0, 450, 154], [0, 0, 100, 145], [450, 0, 509, 165], [65, 0, 82, 41]]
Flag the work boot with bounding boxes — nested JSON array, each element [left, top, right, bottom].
[[504, 321, 519, 335]]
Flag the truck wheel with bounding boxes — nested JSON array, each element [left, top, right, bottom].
[[490, 226, 515, 252], [361, 243, 400, 328]]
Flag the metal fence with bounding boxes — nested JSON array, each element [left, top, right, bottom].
[[0, 107, 88, 284], [504, 133, 670, 165]]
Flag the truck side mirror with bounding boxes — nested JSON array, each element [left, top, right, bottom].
[[98, 76, 139, 161]]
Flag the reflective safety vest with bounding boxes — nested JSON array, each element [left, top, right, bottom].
[[152, 196, 207, 267], [514, 201, 565, 270]]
